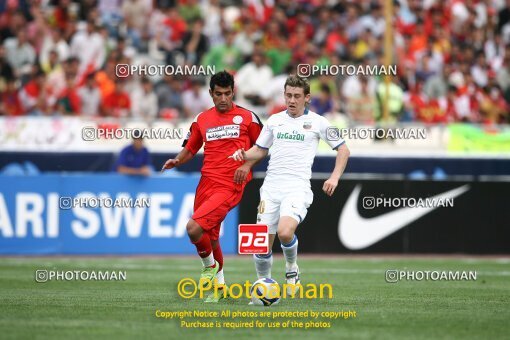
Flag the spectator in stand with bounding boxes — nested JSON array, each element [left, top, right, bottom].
[[201, 30, 242, 72], [325, 22, 348, 58], [180, 18, 209, 66], [0, 78, 22, 116], [158, 6, 187, 65], [19, 70, 49, 115], [102, 79, 131, 117], [310, 84, 333, 116], [178, 0, 202, 24], [376, 77, 405, 122], [39, 28, 70, 72], [52, 0, 74, 32], [56, 76, 81, 115], [98, 0, 123, 37], [95, 57, 116, 100], [415, 53, 437, 83], [359, 3, 385, 38], [70, 19, 106, 78], [182, 78, 212, 119], [3, 28, 35, 82], [78, 73, 101, 117], [453, 84, 477, 123], [234, 17, 263, 62], [41, 50, 61, 75], [479, 85, 509, 124], [113, 136, 152, 176], [471, 51, 489, 88], [346, 76, 377, 123], [261, 64, 291, 115], [424, 64, 451, 99], [310, 75, 338, 104], [497, 51, 510, 101], [200, 0, 222, 45], [121, 0, 150, 50], [0, 45, 14, 87], [0, 0, 508, 125], [342, 74, 377, 110], [26, 4, 49, 53], [155, 75, 184, 117], [0, 6, 27, 42], [131, 77, 158, 120], [235, 50, 273, 112], [43, 53, 67, 107], [265, 35, 291, 75]]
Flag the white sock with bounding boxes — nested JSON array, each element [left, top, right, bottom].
[[201, 253, 215, 267], [281, 235, 298, 271], [253, 252, 273, 279], [216, 269, 225, 285]]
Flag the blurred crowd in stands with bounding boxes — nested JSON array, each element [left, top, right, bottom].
[[1, 0, 510, 124]]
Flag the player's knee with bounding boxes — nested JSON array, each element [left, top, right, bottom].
[[211, 239, 219, 250], [278, 229, 294, 244], [186, 219, 201, 237]]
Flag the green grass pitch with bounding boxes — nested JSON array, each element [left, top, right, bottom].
[[1, 256, 509, 339]]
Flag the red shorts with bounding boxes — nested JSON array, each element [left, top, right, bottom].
[[192, 176, 244, 240]]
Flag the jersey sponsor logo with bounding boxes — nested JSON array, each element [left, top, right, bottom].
[[233, 115, 243, 124], [337, 185, 470, 250], [205, 125, 240, 141], [276, 131, 305, 141]]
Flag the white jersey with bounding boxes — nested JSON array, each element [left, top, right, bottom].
[[255, 109, 345, 189]]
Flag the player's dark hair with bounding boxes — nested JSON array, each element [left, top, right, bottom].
[[284, 74, 310, 96], [210, 70, 234, 91]]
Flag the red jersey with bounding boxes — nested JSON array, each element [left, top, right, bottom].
[[183, 103, 262, 189]]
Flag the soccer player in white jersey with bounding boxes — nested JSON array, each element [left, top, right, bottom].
[[230, 75, 350, 293]]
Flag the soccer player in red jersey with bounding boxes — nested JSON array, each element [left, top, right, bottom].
[[161, 71, 263, 302]]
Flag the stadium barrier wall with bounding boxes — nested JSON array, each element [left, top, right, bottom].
[[2, 117, 510, 154], [0, 174, 237, 254], [2, 174, 509, 255], [240, 178, 510, 254]]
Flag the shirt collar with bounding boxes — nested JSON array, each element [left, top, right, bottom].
[[286, 107, 309, 118], [215, 102, 236, 114]]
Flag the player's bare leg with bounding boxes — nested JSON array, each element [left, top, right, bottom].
[[186, 219, 219, 290], [253, 233, 276, 279], [278, 216, 300, 296], [205, 238, 228, 303], [249, 233, 276, 305]]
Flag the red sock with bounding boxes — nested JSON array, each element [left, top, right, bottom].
[[212, 242, 224, 271], [191, 233, 212, 258]]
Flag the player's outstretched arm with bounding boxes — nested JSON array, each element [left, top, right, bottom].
[[232, 146, 268, 184], [161, 148, 194, 171], [230, 145, 268, 162], [323, 143, 350, 196]]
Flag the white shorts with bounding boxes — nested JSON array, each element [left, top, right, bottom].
[[256, 184, 314, 234]]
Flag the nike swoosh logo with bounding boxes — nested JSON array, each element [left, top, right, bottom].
[[338, 184, 470, 250]]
